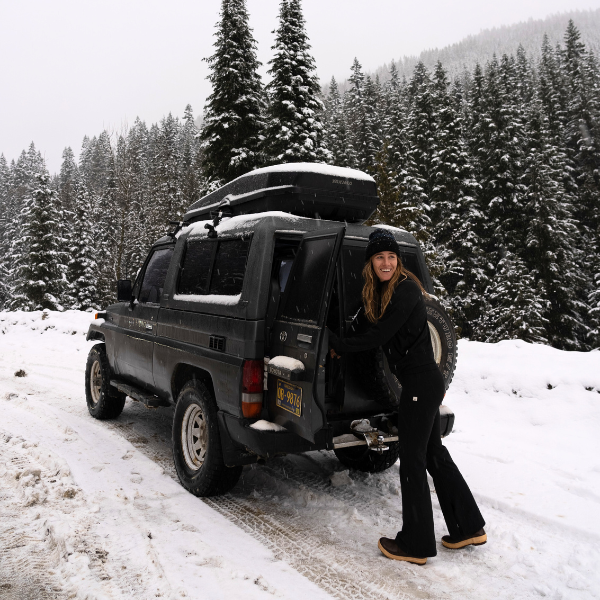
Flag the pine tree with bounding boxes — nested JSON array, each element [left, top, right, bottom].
[[368, 141, 400, 226], [180, 104, 203, 208], [263, 0, 329, 164], [539, 35, 568, 143], [344, 58, 366, 170], [10, 173, 65, 310], [125, 117, 154, 277], [58, 147, 79, 215], [67, 181, 99, 310], [479, 252, 549, 344], [465, 56, 528, 340], [521, 93, 588, 349], [447, 63, 492, 337], [562, 23, 600, 248], [324, 77, 350, 167], [589, 265, 600, 348], [429, 64, 484, 319], [0, 154, 10, 307], [399, 62, 444, 292], [200, 0, 265, 186]]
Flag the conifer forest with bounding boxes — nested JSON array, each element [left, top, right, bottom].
[[0, 0, 599, 351]]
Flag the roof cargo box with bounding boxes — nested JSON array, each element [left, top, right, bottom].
[[183, 163, 379, 224]]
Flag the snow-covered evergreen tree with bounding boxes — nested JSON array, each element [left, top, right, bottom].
[[344, 59, 381, 171], [0, 154, 10, 307], [479, 252, 549, 344], [324, 77, 350, 167], [180, 104, 204, 208], [368, 141, 399, 226], [58, 147, 79, 215], [67, 180, 99, 310], [263, 0, 329, 164], [562, 22, 600, 270], [10, 173, 65, 310], [465, 56, 528, 339], [522, 93, 589, 349], [589, 265, 600, 348], [200, 0, 265, 186]]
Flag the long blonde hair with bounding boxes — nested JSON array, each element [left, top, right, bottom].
[[362, 255, 430, 323]]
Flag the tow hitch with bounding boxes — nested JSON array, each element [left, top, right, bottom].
[[332, 419, 398, 453]]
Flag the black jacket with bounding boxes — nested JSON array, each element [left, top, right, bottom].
[[329, 278, 436, 378]]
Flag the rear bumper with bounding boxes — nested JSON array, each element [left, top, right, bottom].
[[218, 411, 330, 465], [218, 405, 455, 466]]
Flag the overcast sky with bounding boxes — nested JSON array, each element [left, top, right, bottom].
[[1, 0, 599, 173]]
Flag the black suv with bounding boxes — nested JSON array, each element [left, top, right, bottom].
[[85, 164, 457, 497]]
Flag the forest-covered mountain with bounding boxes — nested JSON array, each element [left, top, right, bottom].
[[0, 1, 598, 352], [373, 8, 600, 83]]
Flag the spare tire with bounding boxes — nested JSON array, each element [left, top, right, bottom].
[[349, 297, 457, 409], [425, 297, 458, 390]]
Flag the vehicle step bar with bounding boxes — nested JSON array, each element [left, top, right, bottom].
[[109, 380, 170, 409], [332, 432, 398, 449]]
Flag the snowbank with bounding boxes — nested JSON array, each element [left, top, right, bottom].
[[446, 339, 600, 538], [0, 309, 95, 337]]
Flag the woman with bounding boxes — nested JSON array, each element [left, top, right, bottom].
[[329, 229, 486, 566]]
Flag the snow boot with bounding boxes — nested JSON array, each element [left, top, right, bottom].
[[441, 528, 487, 549], [378, 538, 427, 565]]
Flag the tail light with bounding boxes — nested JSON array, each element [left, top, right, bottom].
[[242, 359, 263, 418]]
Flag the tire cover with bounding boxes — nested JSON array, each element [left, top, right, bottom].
[[424, 297, 458, 390], [350, 297, 458, 409]]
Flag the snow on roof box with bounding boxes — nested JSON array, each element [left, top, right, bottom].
[[183, 163, 379, 224]]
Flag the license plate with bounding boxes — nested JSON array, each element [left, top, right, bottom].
[[276, 380, 302, 417]]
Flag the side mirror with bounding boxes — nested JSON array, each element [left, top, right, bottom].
[[117, 279, 132, 302]]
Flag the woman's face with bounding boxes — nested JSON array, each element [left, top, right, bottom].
[[371, 251, 398, 282]]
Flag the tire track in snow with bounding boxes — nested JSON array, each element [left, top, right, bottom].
[[204, 495, 417, 600], [101, 403, 424, 600], [0, 433, 65, 600], [0, 428, 174, 600]]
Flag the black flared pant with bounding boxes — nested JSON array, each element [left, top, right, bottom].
[[394, 366, 485, 558]]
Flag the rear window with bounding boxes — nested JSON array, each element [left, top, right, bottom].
[[280, 234, 339, 324], [177, 237, 251, 297]]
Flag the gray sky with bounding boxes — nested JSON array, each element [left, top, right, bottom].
[[1, 0, 599, 173]]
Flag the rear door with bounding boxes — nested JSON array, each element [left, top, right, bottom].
[[267, 227, 345, 442]]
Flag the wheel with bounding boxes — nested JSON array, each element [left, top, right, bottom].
[[172, 379, 242, 497], [334, 442, 400, 473], [85, 344, 126, 420]]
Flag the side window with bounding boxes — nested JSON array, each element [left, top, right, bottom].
[[138, 247, 174, 304], [177, 237, 250, 297], [178, 240, 214, 295], [209, 238, 251, 295]]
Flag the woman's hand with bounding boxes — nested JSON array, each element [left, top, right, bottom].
[[330, 348, 341, 359]]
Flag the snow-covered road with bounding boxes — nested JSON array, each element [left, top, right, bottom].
[[1, 310, 599, 600]]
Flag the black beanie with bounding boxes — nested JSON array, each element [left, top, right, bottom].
[[365, 229, 400, 262]]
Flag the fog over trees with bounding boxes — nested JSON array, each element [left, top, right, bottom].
[[1, 1, 598, 351]]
